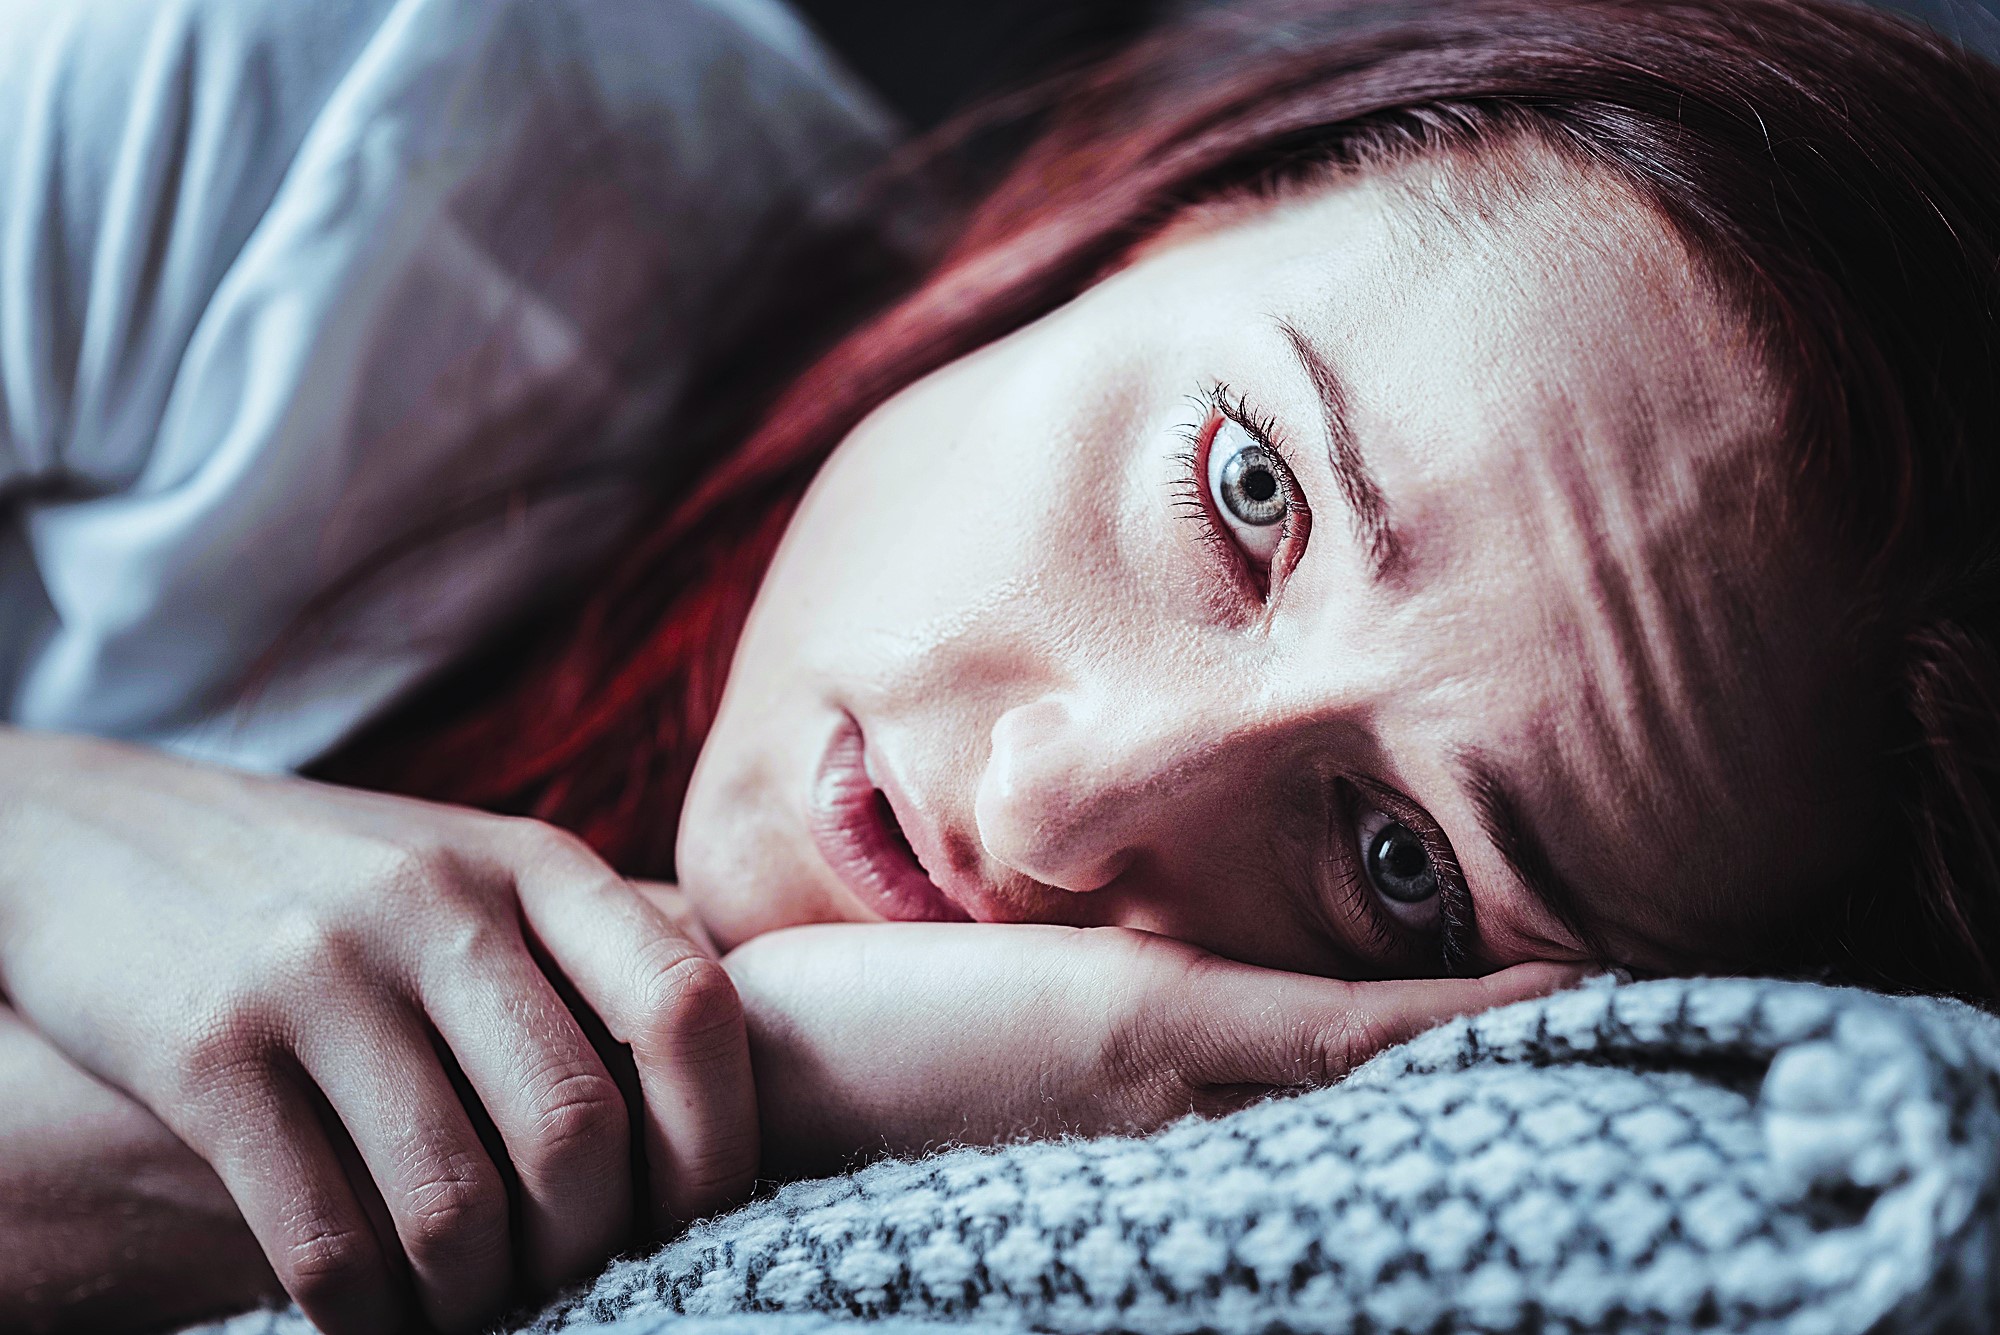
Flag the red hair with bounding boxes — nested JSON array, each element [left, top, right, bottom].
[[323, 0, 2000, 1000]]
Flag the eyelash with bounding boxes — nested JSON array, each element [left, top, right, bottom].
[[1164, 389, 1473, 975], [1170, 381, 1306, 599], [1167, 385, 1475, 974], [1333, 783, 1478, 976]]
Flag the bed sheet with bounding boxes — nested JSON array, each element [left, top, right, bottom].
[[186, 975, 2000, 1335]]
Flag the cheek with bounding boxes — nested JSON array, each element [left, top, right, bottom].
[[791, 391, 1035, 621], [750, 352, 1156, 684]]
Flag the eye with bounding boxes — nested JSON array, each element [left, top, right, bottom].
[[1205, 415, 1290, 564], [1355, 806, 1441, 927]]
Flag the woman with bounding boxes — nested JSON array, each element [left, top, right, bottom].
[[3, 0, 1997, 1331]]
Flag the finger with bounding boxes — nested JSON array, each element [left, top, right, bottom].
[[296, 1005, 513, 1333], [516, 850, 758, 1231], [1178, 959, 1593, 1089], [421, 938, 633, 1293], [629, 879, 721, 957], [168, 1052, 405, 1335]]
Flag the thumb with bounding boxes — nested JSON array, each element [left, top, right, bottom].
[[1176, 960, 1595, 1090]]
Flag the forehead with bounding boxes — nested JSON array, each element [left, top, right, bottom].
[[1151, 145, 1858, 965]]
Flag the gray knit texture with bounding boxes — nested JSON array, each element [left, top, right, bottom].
[[187, 977, 2000, 1335]]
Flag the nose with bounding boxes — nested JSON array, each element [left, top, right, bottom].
[[973, 685, 1252, 893]]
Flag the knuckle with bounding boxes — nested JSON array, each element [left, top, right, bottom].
[[520, 1066, 628, 1179], [396, 1146, 507, 1267], [174, 1001, 281, 1115], [638, 951, 742, 1046], [277, 1212, 379, 1308], [503, 818, 603, 875], [420, 909, 514, 974], [370, 839, 475, 907], [349, 840, 509, 968], [498, 812, 568, 845], [260, 905, 369, 983]]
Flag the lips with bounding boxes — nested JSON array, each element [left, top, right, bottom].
[[807, 716, 972, 923]]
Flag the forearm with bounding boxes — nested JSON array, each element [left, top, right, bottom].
[[0, 1004, 280, 1334]]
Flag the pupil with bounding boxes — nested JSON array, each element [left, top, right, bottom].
[[1368, 823, 1437, 903], [1218, 445, 1287, 526]]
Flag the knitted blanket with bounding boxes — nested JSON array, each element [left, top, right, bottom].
[[190, 977, 2000, 1335]]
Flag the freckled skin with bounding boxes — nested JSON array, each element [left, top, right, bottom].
[[677, 140, 1862, 980]]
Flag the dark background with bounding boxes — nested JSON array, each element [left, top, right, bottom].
[[791, 0, 1164, 129], [792, 0, 2000, 131]]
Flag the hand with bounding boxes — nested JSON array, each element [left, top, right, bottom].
[[719, 921, 1588, 1173], [0, 729, 756, 1335]]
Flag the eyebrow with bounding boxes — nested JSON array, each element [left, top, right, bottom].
[[1277, 318, 1403, 580], [1458, 752, 1612, 963]]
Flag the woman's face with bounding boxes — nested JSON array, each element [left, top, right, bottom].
[[678, 144, 1860, 978]]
